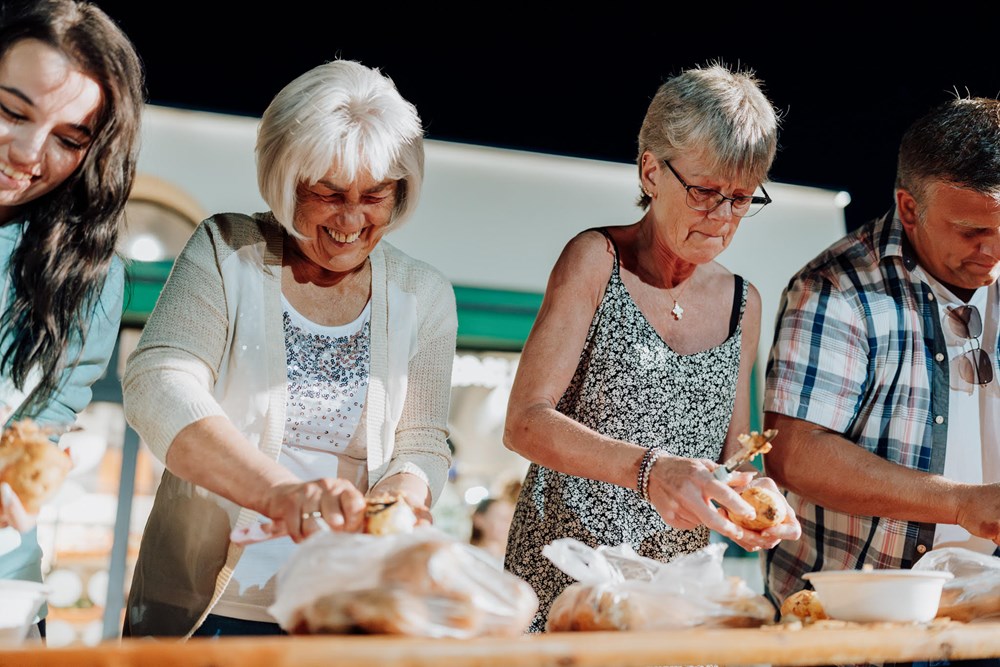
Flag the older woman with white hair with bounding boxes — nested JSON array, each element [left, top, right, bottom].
[[503, 62, 802, 631], [121, 59, 457, 638]]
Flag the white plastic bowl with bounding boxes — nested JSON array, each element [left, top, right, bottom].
[[0, 580, 51, 645], [803, 568, 954, 623]]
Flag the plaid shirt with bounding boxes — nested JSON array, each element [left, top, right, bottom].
[[762, 209, 1000, 605]]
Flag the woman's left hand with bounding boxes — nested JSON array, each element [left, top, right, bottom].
[[720, 476, 801, 552], [370, 472, 433, 526]]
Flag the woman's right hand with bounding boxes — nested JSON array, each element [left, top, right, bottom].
[[261, 478, 367, 543], [645, 454, 757, 540]]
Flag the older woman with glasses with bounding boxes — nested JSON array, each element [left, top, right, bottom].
[[502, 62, 801, 632]]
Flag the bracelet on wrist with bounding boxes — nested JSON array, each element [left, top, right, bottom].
[[637, 447, 663, 502]]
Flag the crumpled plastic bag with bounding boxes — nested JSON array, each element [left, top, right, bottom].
[[268, 525, 538, 638], [542, 539, 775, 631], [913, 546, 1000, 622]]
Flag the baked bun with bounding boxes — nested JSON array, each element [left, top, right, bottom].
[[735, 487, 787, 531], [292, 588, 431, 635], [364, 492, 418, 535], [0, 419, 72, 514], [780, 589, 828, 623], [546, 583, 693, 632], [937, 585, 1000, 622]]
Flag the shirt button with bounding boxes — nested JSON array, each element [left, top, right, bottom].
[[916, 544, 927, 554], [935, 415, 945, 424], [928, 293, 936, 301], [935, 353, 945, 362]]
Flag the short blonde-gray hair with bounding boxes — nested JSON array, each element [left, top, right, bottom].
[[256, 59, 424, 235], [637, 62, 780, 208]]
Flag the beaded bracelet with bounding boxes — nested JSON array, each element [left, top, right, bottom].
[[637, 447, 663, 502]]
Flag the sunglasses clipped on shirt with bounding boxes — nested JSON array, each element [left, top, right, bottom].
[[946, 304, 995, 386]]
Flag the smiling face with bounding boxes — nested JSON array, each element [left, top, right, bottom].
[[291, 166, 399, 275], [645, 151, 760, 265], [0, 39, 103, 223], [898, 182, 1000, 292]]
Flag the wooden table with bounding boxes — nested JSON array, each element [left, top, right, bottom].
[[3, 621, 1000, 667]]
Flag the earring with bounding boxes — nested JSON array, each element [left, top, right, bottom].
[[641, 185, 653, 198]]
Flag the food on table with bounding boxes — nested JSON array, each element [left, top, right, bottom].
[[546, 577, 775, 632], [0, 419, 72, 514], [290, 536, 538, 637], [734, 487, 787, 531], [780, 589, 829, 623], [364, 492, 418, 535]]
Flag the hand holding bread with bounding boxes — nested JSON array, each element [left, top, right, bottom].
[[0, 419, 73, 530]]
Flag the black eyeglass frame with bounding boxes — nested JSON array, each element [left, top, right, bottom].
[[663, 160, 772, 218], [946, 304, 995, 386]]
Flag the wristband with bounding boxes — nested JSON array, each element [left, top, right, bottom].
[[637, 447, 663, 502]]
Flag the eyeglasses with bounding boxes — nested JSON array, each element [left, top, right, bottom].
[[663, 161, 772, 218], [946, 304, 994, 386]]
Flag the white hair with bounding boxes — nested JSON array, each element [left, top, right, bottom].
[[636, 62, 780, 209], [256, 59, 424, 235]]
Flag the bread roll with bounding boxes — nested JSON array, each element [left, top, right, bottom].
[[364, 492, 418, 535], [0, 419, 72, 514], [292, 588, 430, 635], [780, 589, 828, 623], [735, 487, 787, 531], [547, 583, 647, 631], [937, 584, 1000, 622]]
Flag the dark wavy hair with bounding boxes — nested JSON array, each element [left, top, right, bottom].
[[0, 0, 144, 413]]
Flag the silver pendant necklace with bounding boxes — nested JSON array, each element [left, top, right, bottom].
[[667, 278, 691, 321]]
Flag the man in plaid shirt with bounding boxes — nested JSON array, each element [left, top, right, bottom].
[[762, 94, 1000, 643]]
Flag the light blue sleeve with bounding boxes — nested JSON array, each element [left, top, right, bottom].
[[32, 255, 125, 429]]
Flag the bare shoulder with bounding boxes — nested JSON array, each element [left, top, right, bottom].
[[547, 228, 617, 292]]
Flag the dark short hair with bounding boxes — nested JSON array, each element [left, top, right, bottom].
[[896, 97, 1000, 203]]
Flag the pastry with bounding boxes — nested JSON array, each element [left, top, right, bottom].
[[735, 486, 787, 531], [780, 589, 828, 623], [364, 492, 418, 535], [0, 419, 72, 514]]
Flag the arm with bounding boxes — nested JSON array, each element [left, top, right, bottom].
[[764, 411, 996, 534], [123, 220, 364, 541], [372, 272, 458, 515], [503, 231, 755, 540], [32, 256, 125, 429], [762, 271, 1000, 544], [1, 256, 125, 530]]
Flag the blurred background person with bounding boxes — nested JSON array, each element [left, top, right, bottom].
[[470, 495, 516, 567], [503, 62, 800, 631], [0, 0, 143, 641], [121, 59, 457, 639]]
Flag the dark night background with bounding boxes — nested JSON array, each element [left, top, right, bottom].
[[95, 4, 1000, 233]]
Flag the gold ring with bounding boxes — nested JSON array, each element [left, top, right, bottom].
[[301, 510, 323, 521]]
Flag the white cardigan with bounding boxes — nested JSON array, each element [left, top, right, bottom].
[[121, 212, 456, 638]]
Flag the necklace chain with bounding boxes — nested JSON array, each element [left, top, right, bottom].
[[667, 278, 692, 321]]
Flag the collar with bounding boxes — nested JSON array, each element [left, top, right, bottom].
[[873, 206, 921, 272]]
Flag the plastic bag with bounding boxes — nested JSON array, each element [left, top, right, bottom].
[[268, 525, 538, 638], [542, 539, 775, 631], [913, 546, 1000, 622]]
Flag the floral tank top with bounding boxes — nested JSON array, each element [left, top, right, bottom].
[[504, 228, 748, 632]]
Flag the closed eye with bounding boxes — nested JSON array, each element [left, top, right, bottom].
[[0, 102, 27, 122]]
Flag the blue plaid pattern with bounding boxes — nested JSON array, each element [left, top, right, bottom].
[[761, 210, 1000, 604]]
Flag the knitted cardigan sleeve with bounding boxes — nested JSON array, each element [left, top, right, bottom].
[[120, 217, 236, 463], [379, 249, 457, 504]]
